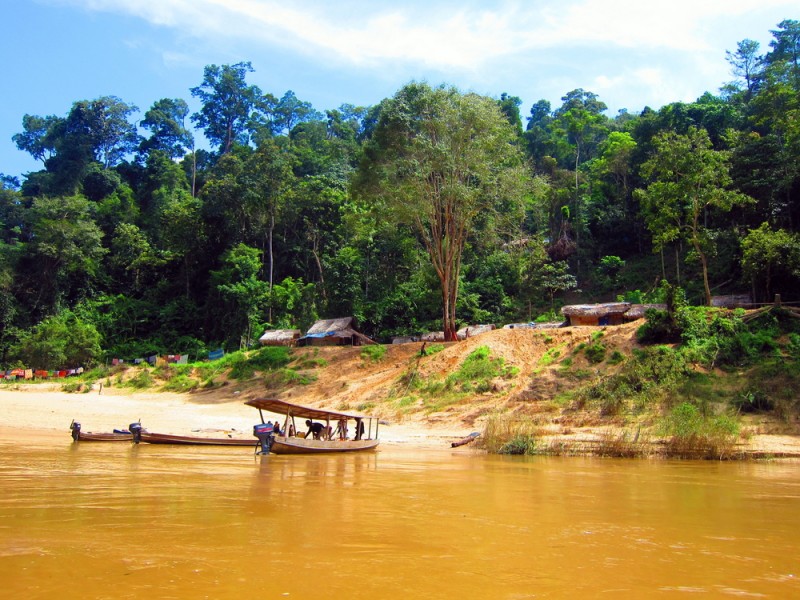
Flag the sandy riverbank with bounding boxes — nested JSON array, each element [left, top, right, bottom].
[[0, 384, 468, 448], [2, 383, 800, 458]]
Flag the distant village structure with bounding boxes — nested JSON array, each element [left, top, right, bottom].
[[258, 329, 301, 346], [297, 317, 374, 347], [560, 303, 667, 327]]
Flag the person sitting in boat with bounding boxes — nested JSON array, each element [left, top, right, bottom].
[[273, 421, 281, 436], [305, 419, 325, 440]]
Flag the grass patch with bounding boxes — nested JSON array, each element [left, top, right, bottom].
[[361, 344, 387, 363], [161, 374, 199, 393], [479, 413, 542, 455], [61, 381, 90, 393], [659, 402, 740, 459], [595, 428, 651, 458], [538, 345, 564, 366], [122, 369, 155, 389], [264, 368, 317, 387]]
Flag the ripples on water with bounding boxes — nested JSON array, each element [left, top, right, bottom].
[[1, 435, 799, 599]]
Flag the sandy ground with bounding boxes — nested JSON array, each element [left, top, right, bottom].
[[0, 384, 468, 449], [2, 383, 799, 457]]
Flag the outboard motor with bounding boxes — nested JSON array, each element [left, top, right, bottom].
[[70, 421, 81, 441], [129, 422, 143, 444], [253, 423, 275, 455]]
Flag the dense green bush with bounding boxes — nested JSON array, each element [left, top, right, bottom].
[[12, 311, 102, 369], [577, 345, 689, 415]]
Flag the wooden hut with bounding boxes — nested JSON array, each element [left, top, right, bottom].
[[561, 303, 631, 326], [297, 317, 374, 347], [259, 329, 301, 346]]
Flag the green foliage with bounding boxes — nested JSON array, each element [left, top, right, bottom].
[[538, 346, 563, 366], [13, 311, 102, 369], [360, 344, 387, 363], [447, 346, 512, 392], [123, 368, 155, 389], [584, 342, 607, 364], [636, 126, 755, 304], [741, 223, 800, 301], [608, 350, 625, 364], [576, 345, 689, 415], [355, 82, 530, 338], [161, 374, 199, 393], [225, 346, 291, 380], [5, 40, 800, 380], [534, 310, 561, 323]]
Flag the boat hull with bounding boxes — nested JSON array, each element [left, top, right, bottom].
[[270, 436, 379, 454], [75, 432, 132, 442], [138, 432, 256, 446]]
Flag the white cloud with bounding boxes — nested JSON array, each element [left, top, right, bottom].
[[52, 0, 798, 112], [61, 0, 797, 69]]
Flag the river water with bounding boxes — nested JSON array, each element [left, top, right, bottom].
[[1, 436, 799, 599]]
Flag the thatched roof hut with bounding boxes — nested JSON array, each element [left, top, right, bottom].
[[561, 303, 631, 326], [259, 329, 301, 346], [297, 317, 374, 347], [623, 304, 667, 321]]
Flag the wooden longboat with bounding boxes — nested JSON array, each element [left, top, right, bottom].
[[73, 431, 133, 442], [70, 421, 133, 442], [246, 398, 379, 454], [135, 431, 256, 447]]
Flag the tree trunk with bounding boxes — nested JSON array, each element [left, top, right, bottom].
[[268, 210, 275, 323]]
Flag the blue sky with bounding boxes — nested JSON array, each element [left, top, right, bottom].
[[2, 0, 797, 179]]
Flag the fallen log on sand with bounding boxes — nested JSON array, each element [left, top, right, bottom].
[[451, 432, 481, 448]]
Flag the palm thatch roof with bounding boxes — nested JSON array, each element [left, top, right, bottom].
[[259, 329, 301, 346], [561, 302, 631, 317], [623, 304, 667, 320]]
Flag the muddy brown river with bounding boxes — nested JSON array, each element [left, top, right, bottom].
[[1, 435, 799, 598]]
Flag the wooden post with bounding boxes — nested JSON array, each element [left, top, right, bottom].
[[775, 294, 782, 307]]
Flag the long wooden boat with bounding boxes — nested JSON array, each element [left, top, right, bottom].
[[70, 421, 133, 442], [73, 431, 133, 442], [135, 431, 257, 447], [246, 397, 379, 455]]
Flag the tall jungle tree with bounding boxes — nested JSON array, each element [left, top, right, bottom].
[[356, 83, 529, 340], [636, 126, 753, 305], [191, 62, 261, 155]]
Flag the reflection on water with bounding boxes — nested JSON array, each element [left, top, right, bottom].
[[1, 436, 799, 599]]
